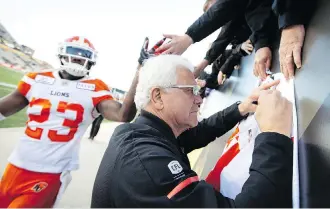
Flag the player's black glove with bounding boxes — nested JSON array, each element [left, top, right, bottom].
[[138, 37, 166, 65]]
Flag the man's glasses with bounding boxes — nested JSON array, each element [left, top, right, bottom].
[[166, 85, 201, 96]]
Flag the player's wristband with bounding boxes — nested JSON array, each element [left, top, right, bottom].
[[0, 112, 6, 121]]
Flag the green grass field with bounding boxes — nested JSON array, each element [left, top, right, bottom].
[[0, 66, 24, 85], [0, 67, 27, 127], [0, 85, 27, 128]]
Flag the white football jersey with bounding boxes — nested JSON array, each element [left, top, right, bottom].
[[8, 71, 113, 173]]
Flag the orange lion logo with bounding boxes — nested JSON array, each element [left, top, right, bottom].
[[31, 182, 48, 193]]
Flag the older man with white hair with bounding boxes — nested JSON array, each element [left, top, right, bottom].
[[91, 55, 293, 208]]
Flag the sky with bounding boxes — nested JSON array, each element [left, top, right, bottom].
[[0, 0, 220, 91]]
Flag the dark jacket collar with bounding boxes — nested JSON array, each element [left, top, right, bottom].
[[135, 110, 190, 167], [135, 110, 177, 141]]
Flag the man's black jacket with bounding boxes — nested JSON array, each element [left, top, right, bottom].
[[205, 16, 251, 64], [91, 103, 293, 208], [272, 0, 317, 29], [185, 0, 277, 52]]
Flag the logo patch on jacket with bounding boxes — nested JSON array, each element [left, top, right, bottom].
[[168, 160, 183, 174], [31, 182, 48, 193]]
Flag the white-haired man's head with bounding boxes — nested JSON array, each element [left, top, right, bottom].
[[135, 55, 203, 137], [135, 55, 194, 109]]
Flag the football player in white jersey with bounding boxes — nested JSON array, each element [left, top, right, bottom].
[[0, 36, 163, 208]]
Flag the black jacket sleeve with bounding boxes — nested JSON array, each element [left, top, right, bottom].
[[178, 103, 245, 154], [232, 43, 248, 56], [185, 0, 277, 52], [185, 0, 245, 43], [245, 0, 278, 51], [111, 132, 293, 207], [204, 21, 236, 64], [233, 132, 293, 207], [272, 0, 316, 29]]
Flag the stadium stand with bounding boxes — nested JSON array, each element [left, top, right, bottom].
[[0, 22, 53, 72]]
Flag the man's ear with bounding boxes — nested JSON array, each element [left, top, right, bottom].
[[150, 87, 164, 110]]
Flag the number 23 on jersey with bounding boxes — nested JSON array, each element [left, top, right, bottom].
[[25, 97, 84, 142]]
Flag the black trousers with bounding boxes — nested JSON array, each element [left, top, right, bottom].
[[89, 115, 104, 139]]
